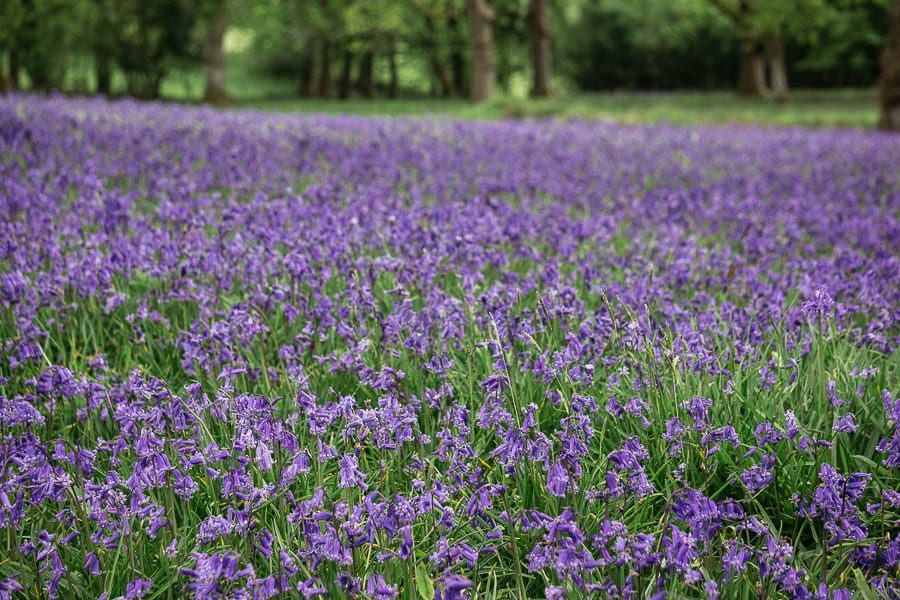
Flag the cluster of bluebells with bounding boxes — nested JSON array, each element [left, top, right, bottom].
[[0, 95, 898, 598]]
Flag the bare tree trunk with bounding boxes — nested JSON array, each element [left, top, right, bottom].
[[0, 57, 8, 93], [527, 0, 552, 97], [433, 57, 454, 97], [424, 15, 454, 96], [91, 0, 111, 96], [9, 50, 19, 90], [466, 0, 496, 102], [356, 48, 374, 98], [448, 10, 467, 97], [737, 37, 768, 96], [202, 5, 229, 105], [708, 1, 768, 97], [768, 33, 788, 103], [300, 37, 317, 97], [95, 52, 111, 96], [880, 1, 900, 130], [338, 46, 353, 99], [451, 54, 466, 97], [387, 38, 399, 98], [319, 37, 332, 98]]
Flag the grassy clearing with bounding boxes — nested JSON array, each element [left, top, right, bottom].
[[237, 89, 880, 130]]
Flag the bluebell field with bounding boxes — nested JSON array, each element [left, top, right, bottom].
[[0, 95, 899, 599]]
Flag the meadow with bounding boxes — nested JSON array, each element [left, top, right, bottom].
[[239, 90, 882, 130], [0, 94, 898, 599]]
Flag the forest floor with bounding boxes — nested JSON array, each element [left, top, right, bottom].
[[232, 88, 879, 129]]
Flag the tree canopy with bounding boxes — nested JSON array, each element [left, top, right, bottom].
[[0, 0, 894, 111]]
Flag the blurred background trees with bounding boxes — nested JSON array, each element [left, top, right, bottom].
[[882, 1, 900, 129], [0, 0, 896, 128]]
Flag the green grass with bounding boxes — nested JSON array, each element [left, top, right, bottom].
[[231, 88, 878, 130]]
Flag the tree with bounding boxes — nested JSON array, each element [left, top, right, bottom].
[[0, 0, 25, 91], [8, 50, 20, 91], [449, 5, 468, 97], [13, 0, 77, 91], [707, 0, 768, 96], [300, 36, 317, 97], [201, 0, 230, 105], [319, 36, 332, 97], [754, 0, 828, 102], [414, 1, 457, 97], [338, 44, 353, 98], [792, 0, 889, 88], [527, 0, 551, 97], [60, 0, 115, 96], [356, 47, 374, 97], [881, 1, 900, 130], [560, 0, 738, 91], [315, 0, 340, 98], [109, 0, 195, 99], [767, 32, 787, 101], [707, 0, 828, 99], [387, 36, 399, 98], [467, 0, 496, 101], [422, 11, 455, 96], [95, 44, 112, 95]]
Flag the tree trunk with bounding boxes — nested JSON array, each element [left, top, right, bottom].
[[0, 52, 12, 92], [356, 49, 374, 98], [448, 11, 467, 97], [737, 37, 768, 96], [95, 51, 111, 96], [768, 33, 788, 103], [9, 50, 19, 90], [202, 6, 229, 105], [709, 1, 768, 97], [451, 53, 467, 97], [338, 47, 353, 99], [388, 39, 399, 98], [300, 37, 317, 97], [423, 15, 454, 97], [318, 37, 332, 98], [432, 57, 454, 97], [880, 1, 900, 131], [466, 0, 496, 102], [527, 0, 552, 97]]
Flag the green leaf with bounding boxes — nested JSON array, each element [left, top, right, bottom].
[[415, 565, 435, 600], [853, 568, 877, 600]]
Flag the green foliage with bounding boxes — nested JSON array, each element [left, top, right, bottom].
[[792, 0, 892, 87], [342, 0, 407, 38], [3, 0, 84, 89], [105, 0, 196, 98], [560, 0, 738, 90], [560, 0, 889, 91], [749, 0, 830, 40], [704, 0, 830, 38], [0, 0, 893, 98], [0, 0, 25, 51]]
